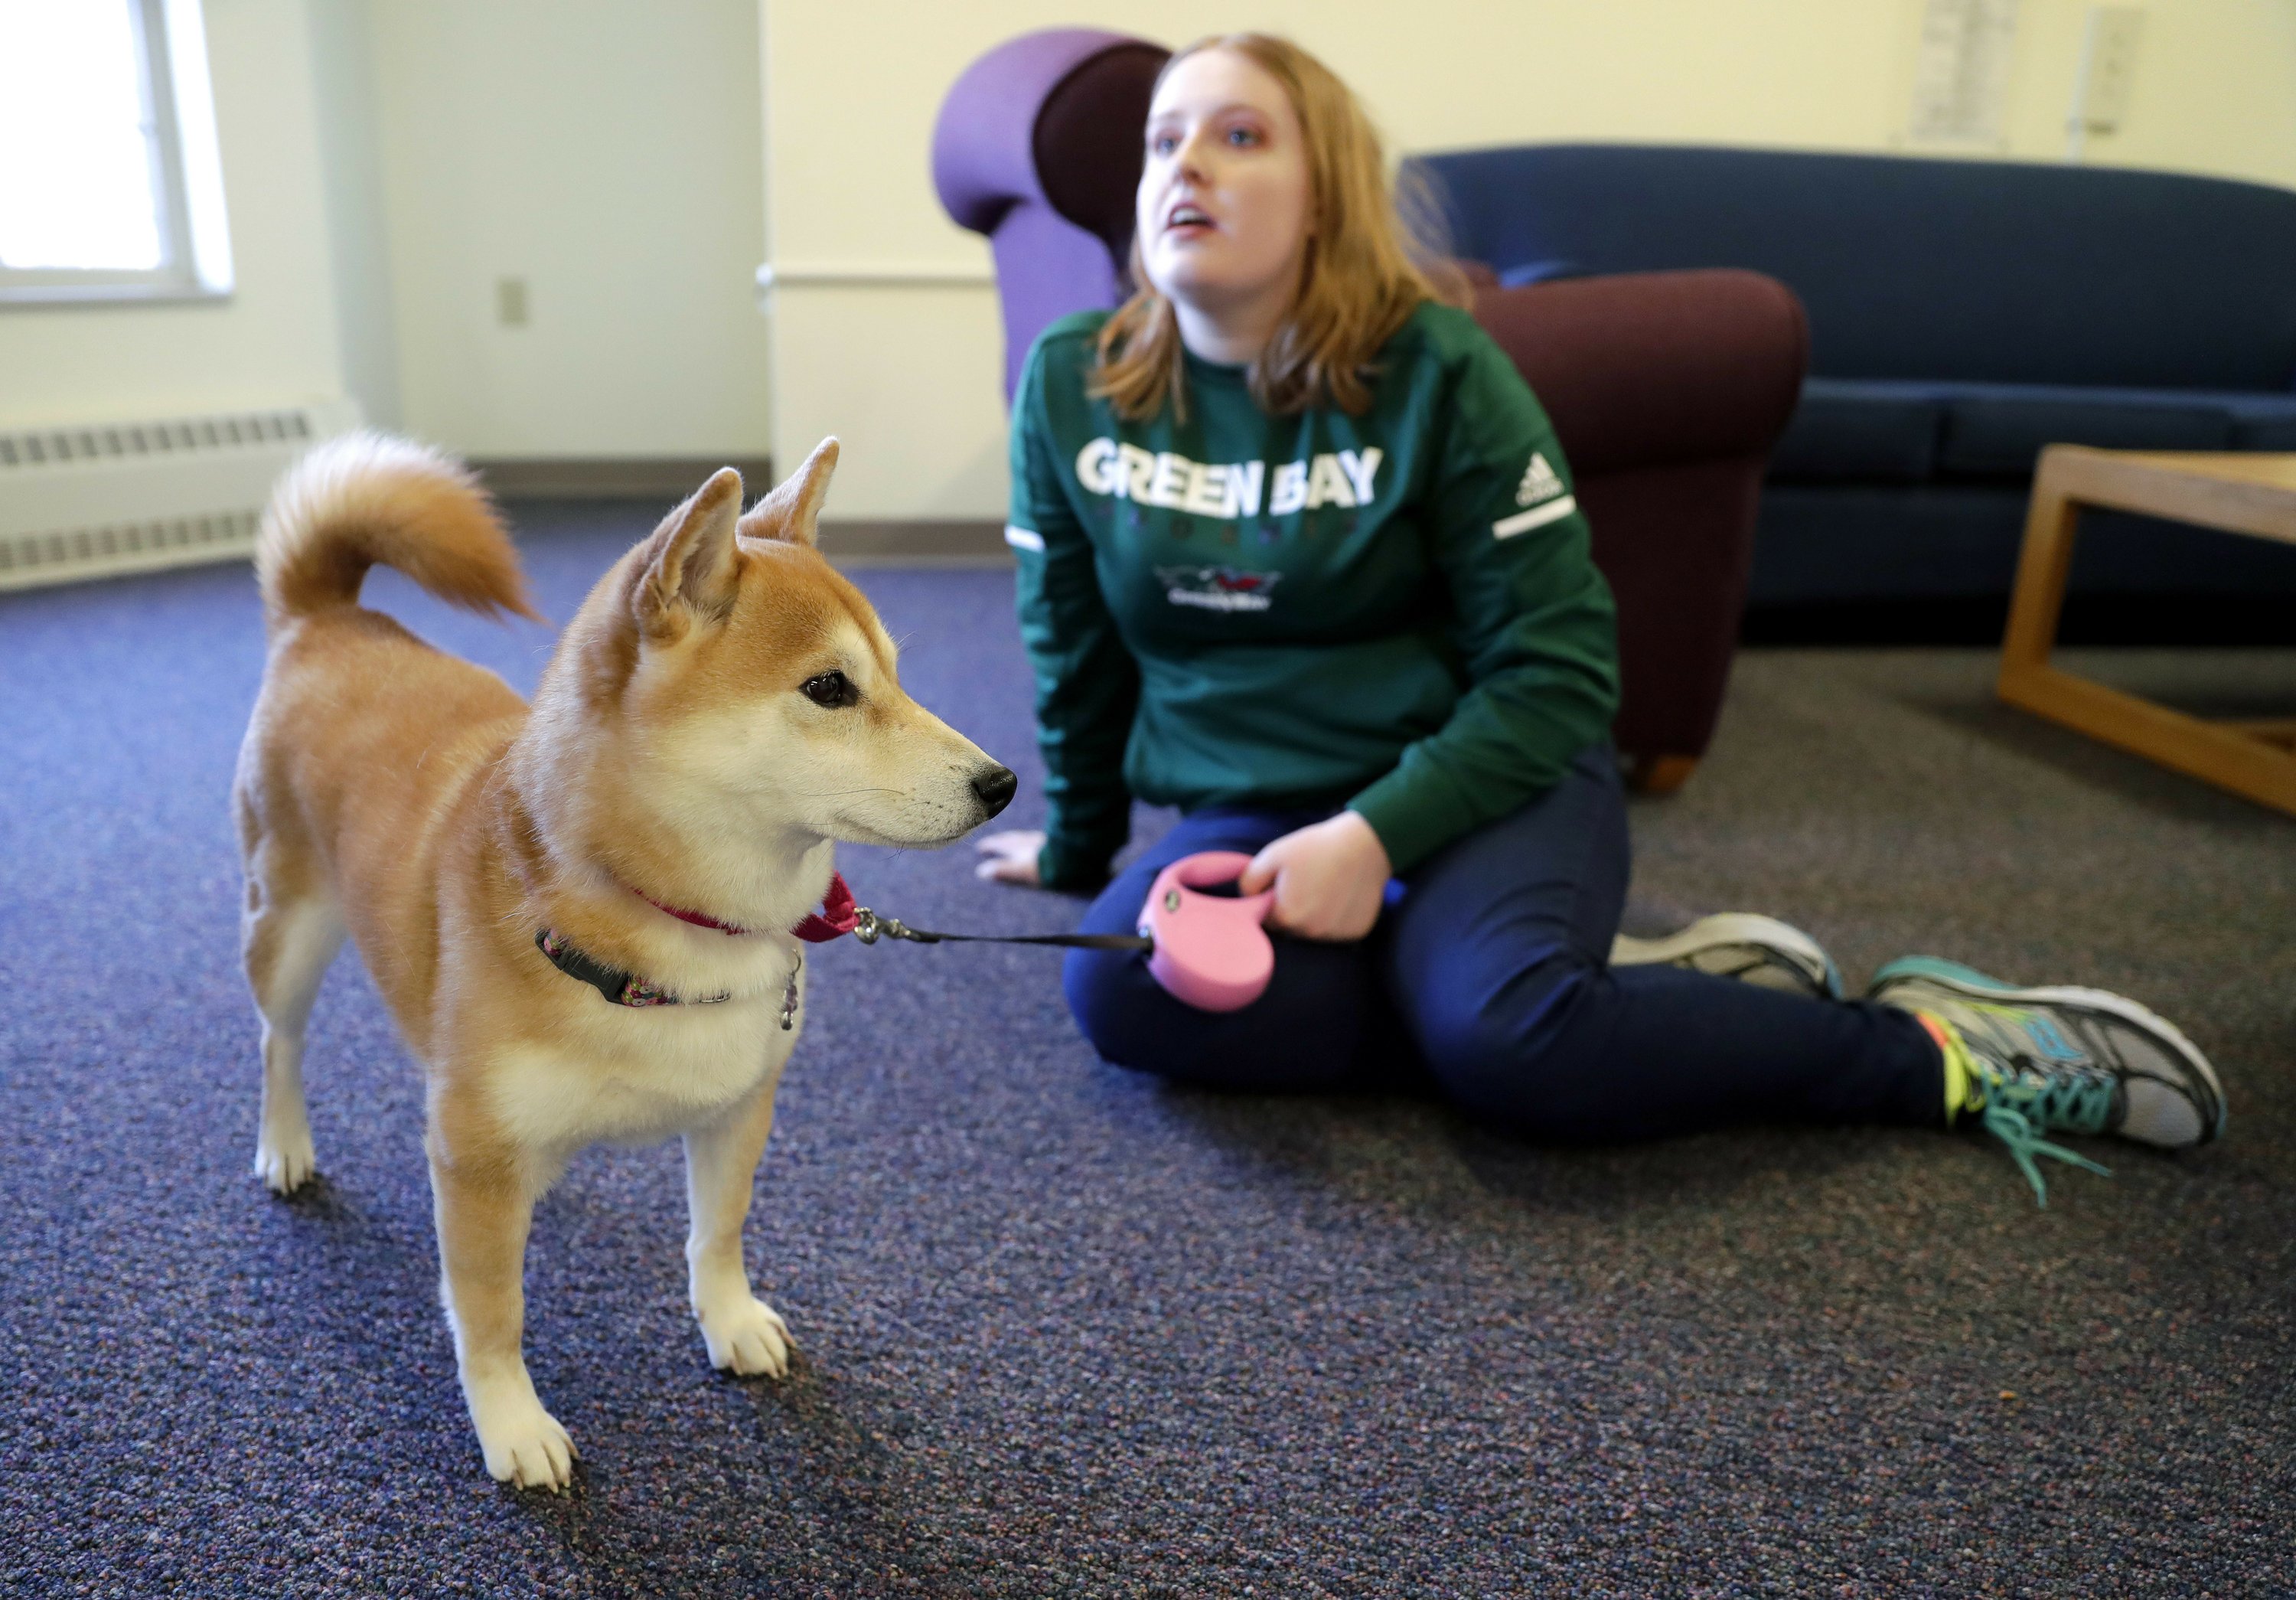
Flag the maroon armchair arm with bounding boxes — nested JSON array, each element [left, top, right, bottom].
[[1471, 269, 1810, 787]]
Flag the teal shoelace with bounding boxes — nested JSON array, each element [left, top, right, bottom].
[[1975, 1066, 2115, 1206]]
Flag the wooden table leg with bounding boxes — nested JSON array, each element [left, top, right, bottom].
[[1625, 753, 1698, 795], [1998, 448, 2082, 694], [2229, 720, 2296, 750], [1995, 449, 2296, 817]]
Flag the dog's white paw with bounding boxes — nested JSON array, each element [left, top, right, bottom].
[[253, 1126, 317, 1194], [470, 1386, 577, 1491], [698, 1295, 794, 1378]]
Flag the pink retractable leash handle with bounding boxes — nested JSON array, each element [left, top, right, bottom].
[[844, 851, 1277, 1013], [1136, 851, 1277, 1012]]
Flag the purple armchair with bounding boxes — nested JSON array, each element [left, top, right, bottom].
[[932, 29, 1168, 403], [931, 30, 1808, 791]]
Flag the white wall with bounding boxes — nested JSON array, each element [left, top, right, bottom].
[[364, 0, 772, 461], [761, 0, 2296, 521], [307, 0, 400, 430], [0, 0, 348, 427]]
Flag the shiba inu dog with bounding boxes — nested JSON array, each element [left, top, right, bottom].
[[232, 433, 1013, 1488]]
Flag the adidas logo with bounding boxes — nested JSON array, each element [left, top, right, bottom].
[[1515, 452, 1564, 506]]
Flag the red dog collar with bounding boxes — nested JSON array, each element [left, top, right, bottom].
[[636, 872, 858, 942]]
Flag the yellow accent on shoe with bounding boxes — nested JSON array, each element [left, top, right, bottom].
[[1915, 1009, 1978, 1123], [1907, 1006, 2112, 1206]]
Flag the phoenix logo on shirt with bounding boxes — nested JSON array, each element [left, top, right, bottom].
[[1076, 439, 1381, 518], [1155, 565, 1283, 612]]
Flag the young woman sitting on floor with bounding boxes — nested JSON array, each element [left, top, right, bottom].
[[973, 31, 2225, 1203]]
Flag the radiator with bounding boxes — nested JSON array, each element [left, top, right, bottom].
[[0, 399, 363, 593]]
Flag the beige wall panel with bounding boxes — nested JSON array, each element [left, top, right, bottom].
[[370, 0, 771, 459], [769, 284, 1009, 521]]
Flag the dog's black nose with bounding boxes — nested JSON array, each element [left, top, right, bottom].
[[971, 764, 1017, 818]]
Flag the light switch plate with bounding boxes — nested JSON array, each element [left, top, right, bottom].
[[2073, 6, 2143, 132]]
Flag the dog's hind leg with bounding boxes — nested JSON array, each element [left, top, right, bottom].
[[682, 1067, 796, 1377], [239, 819, 344, 1196]]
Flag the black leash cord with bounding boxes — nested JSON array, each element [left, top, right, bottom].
[[852, 907, 1151, 953]]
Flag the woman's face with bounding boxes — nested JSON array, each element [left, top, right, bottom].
[[1136, 47, 1313, 321]]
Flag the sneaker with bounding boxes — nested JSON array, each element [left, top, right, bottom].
[[1868, 955, 2227, 1205], [1610, 913, 1845, 1001]]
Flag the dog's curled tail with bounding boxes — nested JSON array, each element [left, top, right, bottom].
[[255, 432, 542, 631]]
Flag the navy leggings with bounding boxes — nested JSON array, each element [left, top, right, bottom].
[[1064, 743, 1945, 1142]]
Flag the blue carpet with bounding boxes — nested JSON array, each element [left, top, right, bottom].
[[2, 500, 2291, 1597]]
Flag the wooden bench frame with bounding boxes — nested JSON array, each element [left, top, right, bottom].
[[1997, 447, 2296, 816]]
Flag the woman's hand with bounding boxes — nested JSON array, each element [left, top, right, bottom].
[[1238, 811, 1391, 941], [975, 829, 1046, 887]]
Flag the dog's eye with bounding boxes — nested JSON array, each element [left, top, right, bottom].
[[801, 671, 858, 708]]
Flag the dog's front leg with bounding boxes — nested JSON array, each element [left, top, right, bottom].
[[429, 1149, 576, 1488], [683, 1079, 793, 1377]]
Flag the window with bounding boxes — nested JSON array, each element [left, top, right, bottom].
[[0, 0, 231, 303]]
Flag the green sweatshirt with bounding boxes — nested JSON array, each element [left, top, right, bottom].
[[1008, 301, 1619, 891]]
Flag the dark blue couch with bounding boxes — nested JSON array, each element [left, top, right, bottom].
[[1407, 144, 2296, 616]]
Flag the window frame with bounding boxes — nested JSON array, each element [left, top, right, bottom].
[[0, 0, 233, 307]]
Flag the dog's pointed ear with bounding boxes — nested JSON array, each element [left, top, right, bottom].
[[737, 437, 839, 548], [635, 467, 744, 640]]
